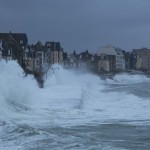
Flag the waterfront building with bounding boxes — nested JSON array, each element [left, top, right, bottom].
[[98, 54, 115, 72], [45, 41, 63, 65], [24, 45, 36, 72], [133, 48, 150, 71], [97, 45, 125, 72], [0, 32, 28, 67], [123, 51, 134, 70], [66, 54, 79, 69], [34, 41, 48, 72], [0, 40, 3, 61], [77, 50, 93, 71]]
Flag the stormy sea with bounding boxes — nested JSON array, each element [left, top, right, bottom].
[[0, 60, 150, 150]]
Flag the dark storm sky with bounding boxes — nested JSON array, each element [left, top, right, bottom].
[[1, 0, 150, 52]]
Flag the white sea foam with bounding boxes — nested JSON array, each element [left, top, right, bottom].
[[0, 60, 150, 127], [106, 73, 150, 84], [0, 60, 39, 122], [1, 60, 150, 149]]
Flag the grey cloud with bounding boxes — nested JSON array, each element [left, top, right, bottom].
[[1, 0, 150, 52]]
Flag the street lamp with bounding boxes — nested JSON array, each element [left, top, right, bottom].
[[51, 67, 60, 74], [46, 66, 60, 78]]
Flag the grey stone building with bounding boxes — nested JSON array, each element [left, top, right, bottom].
[[132, 48, 150, 71]]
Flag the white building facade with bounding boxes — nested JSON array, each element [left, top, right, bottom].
[[97, 45, 125, 71], [115, 48, 125, 70]]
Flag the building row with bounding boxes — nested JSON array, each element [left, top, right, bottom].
[[97, 46, 150, 72], [1, 32, 150, 76], [0, 32, 63, 75]]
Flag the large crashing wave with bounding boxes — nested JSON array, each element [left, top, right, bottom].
[[43, 65, 101, 110], [0, 60, 39, 122], [1, 61, 150, 149], [43, 65, 150, 125], [0, 61, 150, 127]]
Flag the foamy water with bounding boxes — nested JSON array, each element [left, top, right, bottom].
[[0, 60, 150, 150], [106, 73, 150, 84]]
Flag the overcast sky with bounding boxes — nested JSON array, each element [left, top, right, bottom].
[[1, 0, 150, 53]]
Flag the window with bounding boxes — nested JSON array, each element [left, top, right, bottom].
[[20, 40, 23, 44], [37, 52, 42, 57], [117, 52, 120, 55], [8, 50, 11, 56], [47, 44, 51, 47]]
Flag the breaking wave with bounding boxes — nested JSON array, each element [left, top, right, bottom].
[[0, 60, 150, 149], [0, 61, 150, 125], [106, 73, 150, 84], [0, 60, 39, 121]]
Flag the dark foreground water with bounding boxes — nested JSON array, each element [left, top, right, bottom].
[[1, 123, 150, 150]]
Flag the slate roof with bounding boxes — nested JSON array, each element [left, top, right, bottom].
[[45, 41, 63, 51], [0, 33, 28, 47]]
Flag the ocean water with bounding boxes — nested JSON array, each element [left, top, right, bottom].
[[0, 60, 150, 150]]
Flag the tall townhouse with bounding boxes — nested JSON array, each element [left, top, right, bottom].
[[45, 42, 63, 65], [34, 41, 48, 72], [0, 32, 28, 68], [132, 48, 150, 71]]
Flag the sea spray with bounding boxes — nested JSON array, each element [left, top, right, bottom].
[[0, 61, 150, 126], [0, 60, 39, 122], [106, 73, 150, 84], [0, 61, 150, 149]]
